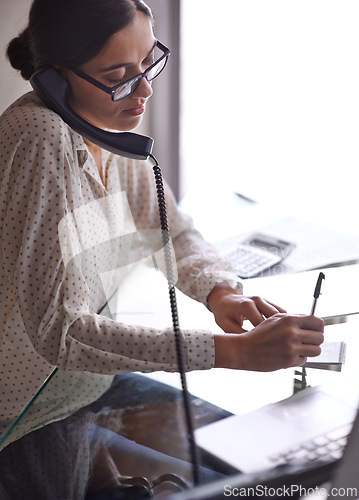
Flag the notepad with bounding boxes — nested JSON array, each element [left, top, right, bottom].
[[305, 341, 346, 371]]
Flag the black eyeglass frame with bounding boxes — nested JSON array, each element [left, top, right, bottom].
[[71, 40, 170, 102]]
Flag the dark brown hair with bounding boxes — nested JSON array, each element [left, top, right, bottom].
[[7, 0, 153, 80]]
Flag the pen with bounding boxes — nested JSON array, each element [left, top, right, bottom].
[[311, 271, 325, 315], [296, 271, 326, 392]]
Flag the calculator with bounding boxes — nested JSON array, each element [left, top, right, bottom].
[[215, 233, 295, 279]]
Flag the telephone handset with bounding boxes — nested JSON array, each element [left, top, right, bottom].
[[30, 66, 153, 160]]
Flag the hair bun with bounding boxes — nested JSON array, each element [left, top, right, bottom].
[[7, 28, 35, 80]]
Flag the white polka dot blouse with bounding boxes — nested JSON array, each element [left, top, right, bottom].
[[0, 92, 241, 448]]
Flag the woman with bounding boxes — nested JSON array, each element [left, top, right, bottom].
[[0, 0, 324, 498]]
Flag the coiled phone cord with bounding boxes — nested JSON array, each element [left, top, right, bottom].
[[150, 153, 201, 486]]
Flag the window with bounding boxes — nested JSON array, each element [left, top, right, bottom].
[[180, 1, 359, 237]]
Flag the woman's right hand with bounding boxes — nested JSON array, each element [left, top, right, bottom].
[[213, 313, 324, 372]]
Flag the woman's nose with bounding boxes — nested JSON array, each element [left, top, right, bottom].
[[134, 76, 153, 99]]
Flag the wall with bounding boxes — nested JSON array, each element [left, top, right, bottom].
[[0, 0, 32, 113], [146, 0, 180, 198]]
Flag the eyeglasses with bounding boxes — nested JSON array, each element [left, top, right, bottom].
[[71, 40, 170, 102]]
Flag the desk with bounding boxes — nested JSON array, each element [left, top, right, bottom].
[[1, 260, 358, 499], [110, 261, 359, 499], [110, 260, 359, 416]]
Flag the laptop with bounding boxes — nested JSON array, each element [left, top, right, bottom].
[[195, 379, 359, 475], [169, 399, 359, 499], [328, 396, 359, 496], [167, 384, 359, 500]]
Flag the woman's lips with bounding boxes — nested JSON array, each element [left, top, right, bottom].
[[125, 104, 145, 116]]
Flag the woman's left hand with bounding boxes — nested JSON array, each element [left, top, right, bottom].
[[207, 282, 286, 333]]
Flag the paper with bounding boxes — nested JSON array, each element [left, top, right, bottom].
[[305, 341, 346, 371], [255, 217, 359, 273]]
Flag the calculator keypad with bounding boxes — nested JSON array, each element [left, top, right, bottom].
[[222, 244, 282, 278]]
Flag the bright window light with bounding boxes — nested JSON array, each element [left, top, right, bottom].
[[180, 1, 359, 236]]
